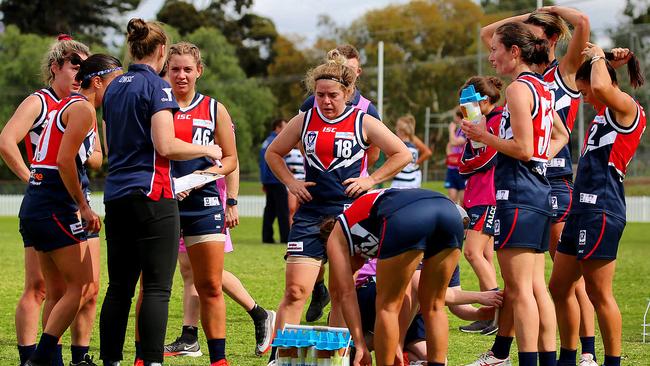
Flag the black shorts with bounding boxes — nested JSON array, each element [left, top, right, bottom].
[[549, 177, 573, 224], [444, 168, 466, 190], [378, 198, 463, 260], [180, 210, 226, 237], [20, 213, 87, 252], [494, 207, 551, 253], [467, 205, 496, 236], [557, 212, 625, 260]]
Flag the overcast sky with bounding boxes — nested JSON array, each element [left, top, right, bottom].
[[130, 0, 627, 45]]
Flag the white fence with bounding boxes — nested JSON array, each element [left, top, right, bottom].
[[2, 195, 650, 222]]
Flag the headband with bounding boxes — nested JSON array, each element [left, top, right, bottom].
[[316, 76, 349, 87], [83, 67, 123, 81]]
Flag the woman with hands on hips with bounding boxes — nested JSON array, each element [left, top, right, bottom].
[[263, 49, 411, 365]]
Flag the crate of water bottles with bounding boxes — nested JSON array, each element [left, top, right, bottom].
[[272, 324, 354, 366]]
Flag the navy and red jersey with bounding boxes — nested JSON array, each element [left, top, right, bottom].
[[301, 106, 370, 207], [172, 93, 221, 216], [572, 103, 646, 221], [25, 88, 61, 162], [543, 60, 581, 178], [19, 95, 96, 219], [495, 72, 554, 214], [337, 188, 448, 258], [103, 64, 179, 202]]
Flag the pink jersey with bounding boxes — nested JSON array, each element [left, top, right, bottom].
[[355, 258, 377, 287], [460, 107, 502, 208]]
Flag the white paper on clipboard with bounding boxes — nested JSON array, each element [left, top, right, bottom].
[[173, 172, 223, 194]]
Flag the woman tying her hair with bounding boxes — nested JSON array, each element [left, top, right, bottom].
[[550, 44, 645, 366], [19, 54, 123, 366]]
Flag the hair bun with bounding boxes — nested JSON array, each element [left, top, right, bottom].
[[57, 34, 73, 41], [487, 76, 504, 90], [127, 18, 149, 42], [326, 49, 348, 66]]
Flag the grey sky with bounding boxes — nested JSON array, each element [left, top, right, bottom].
[[130, 0, 627, 45]]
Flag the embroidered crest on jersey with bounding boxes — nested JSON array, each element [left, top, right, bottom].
[[305, 131, 318, 154]]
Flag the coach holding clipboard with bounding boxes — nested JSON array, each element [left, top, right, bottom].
[[98, 18, 221, 366]]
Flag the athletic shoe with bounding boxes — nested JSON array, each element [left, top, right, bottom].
[[210, 360, 229, 366], [460, 320, 492, 333], [163, 336, 202, 357], [255, 310, 276, 355], [70, 354, 98, 366], [133, 358, 144, 366], [466, 351, 512, 366], [306, 285, 330, 322], [267, 361, 278, 366], [579, 353, 598, 366], [481, 323, 499, 336]]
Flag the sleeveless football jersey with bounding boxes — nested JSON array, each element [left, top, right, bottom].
[[392, 141, 420, 186], [447, 127, 465, 169], [495, 72, 554, 214], [572, 103, 646, 221], [284, 148, 305, 181], [172, 93, 221, 216], [543, 60, 581, 178], [338, 188, 448, 258], [20, 95, 96, 219], [301, 106, 369, 207], [26, 88, 61, 162]]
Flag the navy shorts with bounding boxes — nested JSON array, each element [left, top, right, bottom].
[[20, 213, 87, 252], [557, 212, 625, 260], [494, 208, 551, 253], [378, 198, 464, 259], [287, 205, 345, 259], [467, 205, 496, 236], [179, 209, 226, 237], [444, 168, 466, 190], [405, 314, 426, 345], [549, 177, 573, 224]]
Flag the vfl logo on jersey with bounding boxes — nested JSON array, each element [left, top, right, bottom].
[[70, 221, 84, 235], [287, 241, 304, 252], [496, 190, 510, 200], [494, 219, 501, 236], [579, 193, 597, 205], [579, 229, 587, 246], [305, 131, 318, 154], [161, 88, 173, 102], [551, 196, 558, 209], [204, 197, 220, 207]]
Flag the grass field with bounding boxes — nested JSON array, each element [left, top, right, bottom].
[[0, 217, 649, 365]]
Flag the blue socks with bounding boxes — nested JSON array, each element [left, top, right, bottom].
[[558, 347, 577, 366], [518, 351, 537, 366], [71, 345, 89, 364], [51, 344, 63, 366], [207, 338, 226, 363], [580, 336, 596, 361], [31, 333, 58, 364], [18, 344, 36, 365], [491, 335, 514, 359], [539, 351, 557, 366], [604, 355, 621, 366]]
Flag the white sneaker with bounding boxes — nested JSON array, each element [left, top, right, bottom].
[[579, 353, 598, 366], [255, 309, 276, 356], [267, 361, 277, 366], [466, 351, 512, 366]]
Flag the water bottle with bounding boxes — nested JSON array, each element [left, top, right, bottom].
[[459, 85, 487, 148]]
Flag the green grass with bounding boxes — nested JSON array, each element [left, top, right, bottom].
[[0, 218, 649, 365]]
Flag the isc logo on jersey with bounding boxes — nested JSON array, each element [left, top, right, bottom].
[[305, 131, 318, 154]]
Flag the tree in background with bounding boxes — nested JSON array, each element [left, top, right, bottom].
[[158, 0, 278, 77], [0, 0, 141, 44]]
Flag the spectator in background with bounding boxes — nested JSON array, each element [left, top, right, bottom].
[[445, 109, 467, 204], [284, 143, 305, 226], [260, 118, 290, 244]]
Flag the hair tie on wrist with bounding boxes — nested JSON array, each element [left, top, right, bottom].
[[590, 55, 605, 64]]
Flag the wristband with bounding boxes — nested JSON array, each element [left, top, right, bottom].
[[590, 55, 605, 64]]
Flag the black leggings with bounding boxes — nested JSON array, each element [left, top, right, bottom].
[[99, 195, 180, 363]]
